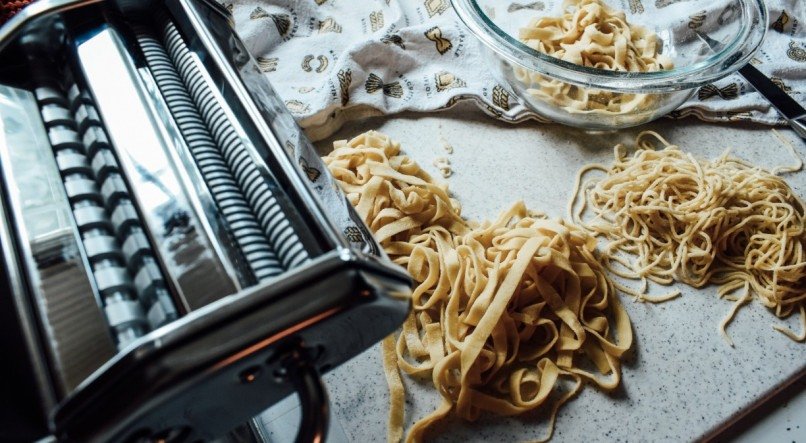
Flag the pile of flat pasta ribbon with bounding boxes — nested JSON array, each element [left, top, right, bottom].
[[516, 0, 673, 115], [324, 131, 633, 442], [569, 131, 806, 345]]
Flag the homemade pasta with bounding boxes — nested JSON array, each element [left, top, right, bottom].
[[432, 156, 452, 178], [569, 131, 806, 345], [324, 131, 633, 442], [516, 0, 673, 115]]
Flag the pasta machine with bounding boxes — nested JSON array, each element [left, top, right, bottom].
[[0, 0, 411, 441]]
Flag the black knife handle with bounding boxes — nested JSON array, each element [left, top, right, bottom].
[[739, 64, 806, 121]]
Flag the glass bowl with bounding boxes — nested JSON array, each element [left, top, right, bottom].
[[452, 0, 767, 129]]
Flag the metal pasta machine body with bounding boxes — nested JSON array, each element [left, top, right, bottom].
[[0, 1, 411, 441]]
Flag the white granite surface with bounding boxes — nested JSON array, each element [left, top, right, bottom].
[[732, 381, 806, 443], [261, 105, 806, 442]]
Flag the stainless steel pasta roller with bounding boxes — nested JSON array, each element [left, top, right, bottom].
[[0, 1, 411, 441]]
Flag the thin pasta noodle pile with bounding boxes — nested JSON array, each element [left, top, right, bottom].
[[324, 131, 633, 442], [516, 0, 673, 115], [569, 131, 806, 345]]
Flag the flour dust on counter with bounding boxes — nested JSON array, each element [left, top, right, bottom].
[[569, 130, 806, 346], [323, 130, 633, 442]]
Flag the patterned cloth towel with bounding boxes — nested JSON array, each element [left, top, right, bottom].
[[3, 1, 803, 139], [228, 0, 806, 140]]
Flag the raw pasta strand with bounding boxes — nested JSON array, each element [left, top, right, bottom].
[[571, 131, 806, 344], [718, 282, 751, 347], [324, 131, 633, 442], [773, 304, 806, 342], [382, 335, 406, 443], [771, 129, 804, 175]]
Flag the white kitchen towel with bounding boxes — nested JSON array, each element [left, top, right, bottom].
[[225, 0, 806, 140]]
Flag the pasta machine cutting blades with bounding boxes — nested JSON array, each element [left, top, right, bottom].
[[0, 1, 411, 441]]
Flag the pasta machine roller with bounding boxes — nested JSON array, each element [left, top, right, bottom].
[[0, 0, 411, 441]]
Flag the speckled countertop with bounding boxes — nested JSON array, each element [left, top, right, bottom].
[[260, 104, 806, 442]]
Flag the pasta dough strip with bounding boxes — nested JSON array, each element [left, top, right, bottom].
[[324, 131, 633, 442], [516, 0, 674, 116], [571, 131, 806, 344]]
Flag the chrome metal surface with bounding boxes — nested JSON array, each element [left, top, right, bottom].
[[137, 66, 255, 287], [53, 249, 410, 442], [284, 349, 329, 443], [0, 0, 101, 52], [75, 27, 240, 310], [171, 0, 354, 253], [792, 116, 806, 140], [148, 20, 311, 271], [32, 72, 155, 349], [0, 1, 412, 440], [193, 0, 379, 258], [0, 84, 116, 395], [0, 119, 58, 414]]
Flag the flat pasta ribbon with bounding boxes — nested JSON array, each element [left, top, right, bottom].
[[515, 0, 674, 116], [324, 130, 633, 442]]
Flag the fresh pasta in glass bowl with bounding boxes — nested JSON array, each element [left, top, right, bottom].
[[453, 0, 767, 129]]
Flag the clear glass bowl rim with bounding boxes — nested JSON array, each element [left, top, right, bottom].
[[451, 0, 768, 93]]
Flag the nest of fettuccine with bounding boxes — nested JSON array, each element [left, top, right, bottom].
[[324, 131, 633, 442]]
